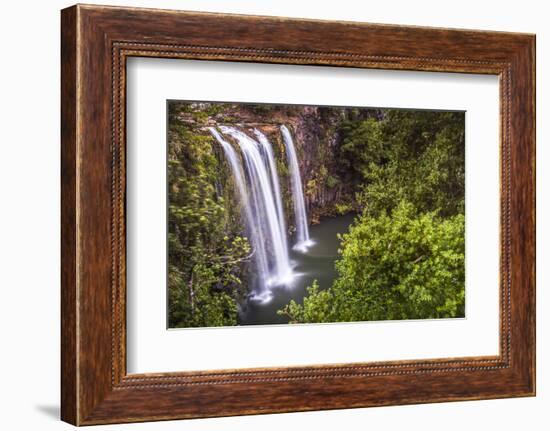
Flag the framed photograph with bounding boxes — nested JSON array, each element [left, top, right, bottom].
[[61, 4, 536, 425]]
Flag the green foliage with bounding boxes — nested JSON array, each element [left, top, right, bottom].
[[278, 280, 333, 323], [280, 201, 465, 323], [335, 202, 352, 215], [247, 104, 276, 116], [167, 108, 251, 328], [339, 117, 385, 180], [339, 110, 465, 218], [326, 174, 340, 188]]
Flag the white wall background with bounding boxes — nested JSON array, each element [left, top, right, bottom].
[[0, 0, 546, 429]]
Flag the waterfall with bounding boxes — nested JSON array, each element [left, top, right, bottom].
[[280, 125, 313, 252], [208, 128, 270, 297], [252, 129, 289, 254], [219, 126, 294, 294]]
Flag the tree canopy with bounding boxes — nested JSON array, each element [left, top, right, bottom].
[[279, 202, 465, 323], [280, 109, 465, 323]]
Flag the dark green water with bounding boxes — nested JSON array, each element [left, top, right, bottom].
[[239, 213, 355, 325]]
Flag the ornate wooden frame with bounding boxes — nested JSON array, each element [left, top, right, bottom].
[[61, 4, 536, 425]]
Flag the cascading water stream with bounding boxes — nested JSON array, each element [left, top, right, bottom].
[[280, 125, 314, 252], [220, 126, 294, 291], [252, 129, 289, 254], [210, 124, 314, 303], [208, 128, 270, 297]]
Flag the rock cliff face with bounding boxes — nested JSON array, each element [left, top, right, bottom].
[[174, 103, 364, 232], [289, 106, 349, 223]]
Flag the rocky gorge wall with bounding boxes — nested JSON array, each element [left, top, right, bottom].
[[174, 102, 374, 232]]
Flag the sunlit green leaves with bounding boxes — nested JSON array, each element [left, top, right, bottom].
[[281, 201, 465, 323]]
